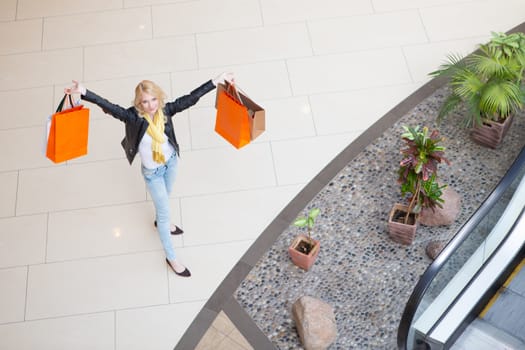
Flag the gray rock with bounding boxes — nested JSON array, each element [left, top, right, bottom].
[[419, 186, 461, 226], [292, 296, 337, 350], [426, 241, 446, 260]]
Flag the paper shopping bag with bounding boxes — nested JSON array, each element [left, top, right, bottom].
[[43, 94, 73, 157], [42, 114, 52, 156], [46, 94, 90, 163], [238, 91, 265, 140], [215, 83, 251, 149]]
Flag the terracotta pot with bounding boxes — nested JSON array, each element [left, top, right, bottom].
[[288, 234, 320, 271], [388, 203, 418, 245], [470, 115, 513, 149]]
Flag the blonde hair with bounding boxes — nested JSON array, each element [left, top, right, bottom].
[[133, 80, 167, 115]]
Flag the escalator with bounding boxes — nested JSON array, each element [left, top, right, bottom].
[[451, 259, 525, 350], [478, 259, 525, 345], [398, 146, 525, 350]]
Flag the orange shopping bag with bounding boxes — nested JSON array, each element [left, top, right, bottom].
[[46, 94, 90, 163], [215, 83, 251, 149]]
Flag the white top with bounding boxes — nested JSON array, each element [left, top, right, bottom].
[[138, 132, 175, 169]]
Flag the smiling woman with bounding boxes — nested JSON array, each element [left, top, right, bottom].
[[64, 72, 234, 277], [134, 80, 163, 117]]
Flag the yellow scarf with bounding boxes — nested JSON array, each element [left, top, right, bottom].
[[143, 110, 166, 164]]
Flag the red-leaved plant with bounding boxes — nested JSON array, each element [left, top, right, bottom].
[[398, 126, 450, 224]]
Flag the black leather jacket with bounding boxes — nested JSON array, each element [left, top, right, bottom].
[[81, 80, 215, 164]]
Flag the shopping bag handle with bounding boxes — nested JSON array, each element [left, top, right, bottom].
[[231, 83, 250, 99], [56, 94, 75, 113], [224, 81, 254, 105], [224, 81, 242, 104]]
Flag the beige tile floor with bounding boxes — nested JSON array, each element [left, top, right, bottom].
[[0, 1, 524, 349], [195, 311, 253, 350]]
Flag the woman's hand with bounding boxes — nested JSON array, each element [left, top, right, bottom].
[[64, 80, 86, 95], [212, 72, 234, 86]]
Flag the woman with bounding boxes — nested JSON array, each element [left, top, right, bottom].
[[65, 73, 233, 277]]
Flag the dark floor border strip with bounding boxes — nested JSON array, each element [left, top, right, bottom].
[[174, 21, 525, 349], [174, 307, 218, 350], [223, 297, 276, 350]]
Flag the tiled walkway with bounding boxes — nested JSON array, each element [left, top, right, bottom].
[[0, 1, 524, 349]]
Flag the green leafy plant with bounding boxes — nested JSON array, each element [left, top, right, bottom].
[[430, 32, 525, 127], [398, 126, 450, 223], [294, 208, 320, 245], [486, 31, 525, 76]]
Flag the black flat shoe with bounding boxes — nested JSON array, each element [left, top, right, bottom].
[[166, 259, 191, 277], [154, 221, 184, 235]]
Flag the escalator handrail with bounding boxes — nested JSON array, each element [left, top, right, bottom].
[[397, 144, 525, 349]]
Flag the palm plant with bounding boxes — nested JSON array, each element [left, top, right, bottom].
[[398, 126, 450, 224], [430, 32, 525, 128], [486, 31, 525, 78]]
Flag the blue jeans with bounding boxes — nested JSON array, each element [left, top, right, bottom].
[[141, 153, 178, 260]]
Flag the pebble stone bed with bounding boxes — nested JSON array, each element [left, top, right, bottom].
[[234, 85, 525, 349]]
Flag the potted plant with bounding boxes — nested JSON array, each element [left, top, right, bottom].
[[289, 208, 321, 271], [388, 126, 450, 245], [430, 31, 525, 148]]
